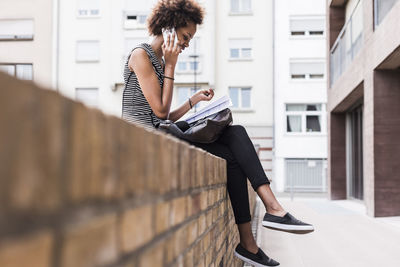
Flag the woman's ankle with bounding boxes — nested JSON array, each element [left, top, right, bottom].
[[266, 205, 286, 217], [240, 241, 258, 254]]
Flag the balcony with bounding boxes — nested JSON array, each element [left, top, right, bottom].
[[374, 0, 399, 26], [329, 0, 363, 86]]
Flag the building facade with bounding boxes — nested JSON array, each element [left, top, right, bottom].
[[0, 0, 56, 89], [328, 0, 400, 216], [273, 0, 328, 193]]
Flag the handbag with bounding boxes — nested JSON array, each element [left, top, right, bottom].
[[157, 108, 233, 143]]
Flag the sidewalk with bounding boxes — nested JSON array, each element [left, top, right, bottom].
[[255, 197, 400, 267]]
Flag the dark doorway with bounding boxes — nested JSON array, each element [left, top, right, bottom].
[[349, 104, 363, 200]]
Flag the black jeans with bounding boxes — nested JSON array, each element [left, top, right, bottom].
[[190, 125, 270, 224]]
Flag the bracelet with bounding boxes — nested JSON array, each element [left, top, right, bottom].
[[188, 98, 193, 109], [164, 75, 174, 80]]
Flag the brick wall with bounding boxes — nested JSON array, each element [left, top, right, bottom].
[[0, 72, 256, 267]]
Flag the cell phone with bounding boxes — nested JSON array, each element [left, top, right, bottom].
[[162, 28, 178, 46]]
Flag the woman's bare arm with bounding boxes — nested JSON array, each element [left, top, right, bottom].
[[168, 89, 214, 122], [129, 33, 180, 120], [129, 49, 174, 119]]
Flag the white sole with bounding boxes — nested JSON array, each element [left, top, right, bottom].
[[234, 251, 279, 267], [262, 221, 314, 231]]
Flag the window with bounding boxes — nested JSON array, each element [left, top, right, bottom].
[[177, 87, 199, 109], [0, 19, 34, 41], [177, 38, 201, 74], [77, 0, 100, 17], [229, 87, 252, 109], [124, 13, 148, 29], [290, 17, 325, 37], [0, 64, 33, 80], [76, 41, 100, 62], [286, 104, 323, 133], [229, 39, 252, 60], [76, 88, 98, 107], [290, 61, 325, 80], [230, 0, 252, 14]]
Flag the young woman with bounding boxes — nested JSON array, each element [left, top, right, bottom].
[[122, 1, 313, 266]]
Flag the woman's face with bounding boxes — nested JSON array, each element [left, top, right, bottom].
[[176, 22, 197, 51]]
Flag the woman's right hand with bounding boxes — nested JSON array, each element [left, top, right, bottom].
[[162, 32, 182, 67]]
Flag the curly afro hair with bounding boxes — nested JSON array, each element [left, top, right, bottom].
[[147, 0, 205, 36]]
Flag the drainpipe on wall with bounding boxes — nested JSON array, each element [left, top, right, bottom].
[[51, 0, 60, 91]]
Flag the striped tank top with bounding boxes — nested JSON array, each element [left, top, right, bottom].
[[122, 43, 164, 128]]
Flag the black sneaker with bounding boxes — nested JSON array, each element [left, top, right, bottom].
[[262, 212, 314, 233], [234, 243, 280, 267]]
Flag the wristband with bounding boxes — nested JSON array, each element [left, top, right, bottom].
[[188, 98, 193, 109]]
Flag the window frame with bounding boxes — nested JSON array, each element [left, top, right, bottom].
[[228, 38, 253, 61], [0, 19, 34, 41], [289, 59, 326, 82], [0, 63, 33, 80], [229, 0, 253, 15], [77, 0, 101, 18], [285, 103, 325, 135], [289, 16, 326, 39], [123, 11, 148, 29], [229, 86, 253, 110]]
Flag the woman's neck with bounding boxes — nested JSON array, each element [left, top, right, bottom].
[[151, 35, 164, 63]]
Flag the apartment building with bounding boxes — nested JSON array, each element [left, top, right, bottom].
[[328, 0, 400, 216], [0, 0, 56, 88], [273, 0, 328, 193], [213, 0, 275, 181], [56, 0, 275, 179]]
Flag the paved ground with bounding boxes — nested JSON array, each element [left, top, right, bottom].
[[255, 197, 400, 267]]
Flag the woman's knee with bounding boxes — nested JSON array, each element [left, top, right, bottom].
[[228, 125, 246, 134]]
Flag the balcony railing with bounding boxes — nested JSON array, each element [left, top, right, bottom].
[[374, 0, 399, 26], [330, 0, 363, 86]]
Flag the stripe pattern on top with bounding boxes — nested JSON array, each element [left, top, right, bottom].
[[122, 43, 164, 128]]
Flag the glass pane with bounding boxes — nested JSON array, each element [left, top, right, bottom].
[[76, 88, 98, 107], [16, 64, 33, 80], [90, 9, 99, 16], [286, 104, 306, 111], [0, 65, 16, 76], [178, 62, 187, 71], [230, 48, 239, 58], [242, 0, 252, 12], [287, 115, 302, 132], [178, 87, 191, 105], [230, 0, 239, 12], [306, 104, 321, 111], [306, 115, 321, 132], [189, 61, 199, 71], [229, 88, 239, 108], [138, 15, 147, 24], [241, 88, 251, 108], [241, 48, 252, 58]]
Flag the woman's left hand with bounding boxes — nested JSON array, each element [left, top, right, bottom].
[[192, 88, 214, 104]]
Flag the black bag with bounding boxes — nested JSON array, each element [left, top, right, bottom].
[[157, 108, 233, 143]]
